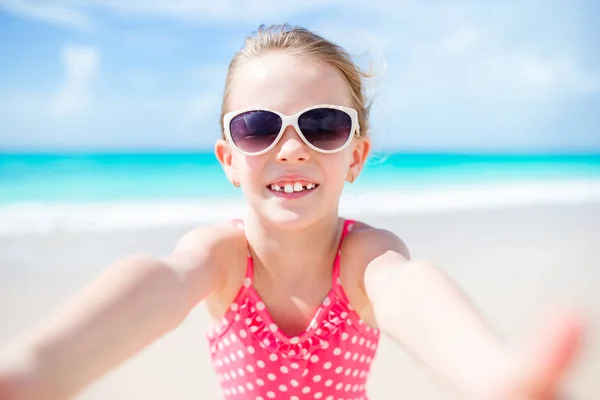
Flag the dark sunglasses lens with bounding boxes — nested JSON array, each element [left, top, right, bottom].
[[229, 110, 282, 153], [298, 108, 353, 151]]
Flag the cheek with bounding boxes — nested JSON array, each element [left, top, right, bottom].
[[329, 151, 352, 172], [237, 156, 266, 183], [321, 153, 351, 182]]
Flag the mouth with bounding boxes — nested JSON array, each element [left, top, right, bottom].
[[266, 181, 320, 194]]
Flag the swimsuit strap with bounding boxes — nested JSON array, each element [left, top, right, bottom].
[[332, 218, 355, 288], [233, 219, 254, 280], [233, 218, 355, 287]]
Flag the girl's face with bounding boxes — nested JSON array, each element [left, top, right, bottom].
[[216, 51, 370, 229]]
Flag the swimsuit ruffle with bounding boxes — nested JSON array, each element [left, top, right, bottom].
[[238, 294, 348, 359]]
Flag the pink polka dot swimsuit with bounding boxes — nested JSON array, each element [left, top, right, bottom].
[[207, 219, 381, 399]]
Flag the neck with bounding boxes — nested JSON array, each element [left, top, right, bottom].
[[242, 212, 342, 285]]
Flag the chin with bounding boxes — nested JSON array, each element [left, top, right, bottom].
[[259, 206, 326, 230]]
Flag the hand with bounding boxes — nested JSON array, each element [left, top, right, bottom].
[[485, 308, 585, 400], [0, 368, 22, 400], [0, 350, 48, 400], [0, 375, 18, 400], [0, 370, 46, 400]]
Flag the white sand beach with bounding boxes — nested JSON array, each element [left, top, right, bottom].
[[1, 202, 599, 399]]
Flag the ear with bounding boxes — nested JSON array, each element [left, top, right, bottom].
[[215, 139, 239, 187], [346, 136, 371, 183]]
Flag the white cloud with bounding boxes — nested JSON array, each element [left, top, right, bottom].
[[1, 0, 598, 151], [439, 27, 484, 57], [307, 2, 600, 151], [190, 64, 229, 86], [1, 0, 346, 26], [0, 0, 94, 31], [515, 56, 600, 95], [187, 92, 220, 122], [51, 45, 100, 115], [119, 29, 179, 52], [76, 0, 346, 22]]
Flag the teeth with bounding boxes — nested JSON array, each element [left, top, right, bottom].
[[269, 182, 318, 193]]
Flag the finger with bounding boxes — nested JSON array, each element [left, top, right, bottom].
[[522, 307, 585, 396]]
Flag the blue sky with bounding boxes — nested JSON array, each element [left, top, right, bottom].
[[0, 0, 598, 153]]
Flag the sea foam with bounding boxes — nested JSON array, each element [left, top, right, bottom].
[[1, 179, 599, 237]]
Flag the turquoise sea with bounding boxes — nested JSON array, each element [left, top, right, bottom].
[[1, 152, 600, 203]]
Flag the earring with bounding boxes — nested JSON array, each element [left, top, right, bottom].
[[347, 173, 355, 183], [233, 180, 240, 188]]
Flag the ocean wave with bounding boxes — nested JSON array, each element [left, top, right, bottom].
[[1, 179, 599, 237]]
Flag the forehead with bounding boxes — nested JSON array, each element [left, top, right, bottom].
[[227, 51, 353, 113]]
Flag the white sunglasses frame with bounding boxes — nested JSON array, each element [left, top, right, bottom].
[[222, 104, 360, 156]]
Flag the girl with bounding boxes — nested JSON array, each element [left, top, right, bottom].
[[0, 24, 583, 400]]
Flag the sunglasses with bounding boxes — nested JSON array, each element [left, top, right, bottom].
[[223, 104, 360, 156]]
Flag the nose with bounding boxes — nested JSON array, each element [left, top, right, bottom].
[[275, 126, 311, 163]]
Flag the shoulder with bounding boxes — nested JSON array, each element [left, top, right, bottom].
[[173, 220, 247, 256], [165, 220, 248, 303], [341, 220, 413, 301], [342, 220, 411, 266], [337, 220, 411, 322]]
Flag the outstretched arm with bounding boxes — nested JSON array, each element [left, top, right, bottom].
[[0, 225, 237, 400], [361, 229, 583, 399]]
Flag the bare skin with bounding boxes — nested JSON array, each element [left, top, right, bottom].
[[0, 219, 582, 400], [0, 50, 584, 400]]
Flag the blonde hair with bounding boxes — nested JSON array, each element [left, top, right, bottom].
[[220, 24, 372, 138]]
